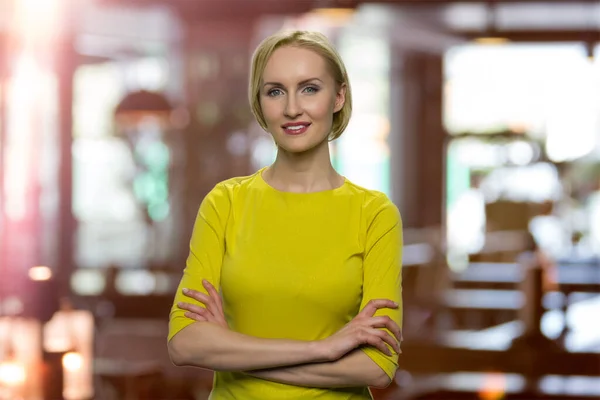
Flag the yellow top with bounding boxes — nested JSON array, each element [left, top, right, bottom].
[[169, 168, 403, 400]]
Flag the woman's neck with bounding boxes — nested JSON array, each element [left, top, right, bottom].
[[264, 141, 344, 193]]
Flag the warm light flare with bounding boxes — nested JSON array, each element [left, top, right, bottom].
[[4, 53, 45, 221], [474, 37, 510, 45], [28, 266, 52, 281], [62, 352, 83, 372], [0, 360, 26, 387], [478, 372, 507, 400], [14, 0, 64, 42], [310, 7, 355, 24]]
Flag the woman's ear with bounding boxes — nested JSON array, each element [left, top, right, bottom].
[[334, 83, 346, 113]]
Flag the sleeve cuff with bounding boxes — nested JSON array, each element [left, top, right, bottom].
[[168, 314, 195, 342], [360, 346, 399, 380]]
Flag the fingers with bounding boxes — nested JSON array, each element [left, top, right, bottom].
[[370, 316, 403, 342], [378, 329, 400, 354], [184, 311, 208, 322], [370, 338, 392, 356], [179, 302, 221, 325], [183, 284, 220, 314], [359, 299, 398, 317], [182, 288, 210, 304], [202, 280, 224, 314], [181, 284, 227, 328], [178, 302, 209, 316], [363, 329, 393, 356], [366, 329, 399, 355]]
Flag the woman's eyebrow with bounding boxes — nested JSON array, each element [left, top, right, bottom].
[[262, 78, 323, 88]]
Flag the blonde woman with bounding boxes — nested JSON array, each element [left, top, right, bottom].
[[168, 30, 403, 400]]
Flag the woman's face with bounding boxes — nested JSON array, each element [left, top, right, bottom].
[[259, 46, 345, 154]]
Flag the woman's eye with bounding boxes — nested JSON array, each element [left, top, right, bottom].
[[303, 86, 319, 94], [267, 89, 283, 97]]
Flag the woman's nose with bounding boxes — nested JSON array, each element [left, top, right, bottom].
[[284, 95, 302, 119]]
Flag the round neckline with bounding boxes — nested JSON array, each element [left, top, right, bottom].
[[256, 167, 348, 195]]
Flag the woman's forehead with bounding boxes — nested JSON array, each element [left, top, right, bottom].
[[262, 46, 330, 83]]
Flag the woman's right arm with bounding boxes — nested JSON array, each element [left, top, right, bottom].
[[168, 321, 328, 371]]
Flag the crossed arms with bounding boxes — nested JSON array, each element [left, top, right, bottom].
[[169, 281, 401, 389]]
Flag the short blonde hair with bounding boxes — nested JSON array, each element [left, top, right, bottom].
[[249, 30, 352, 141]]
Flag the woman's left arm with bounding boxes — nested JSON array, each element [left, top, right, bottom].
[[245, 349, 391, 388], [355, 195, 403, 383]]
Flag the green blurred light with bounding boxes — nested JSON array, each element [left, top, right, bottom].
[[148, 202, 170, 221]]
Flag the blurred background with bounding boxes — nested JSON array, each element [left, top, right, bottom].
[[0, 0, 599, 399]]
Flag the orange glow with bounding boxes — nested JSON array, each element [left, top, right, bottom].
[[44, 310, 95, 399], [310, 7, 355, 25], [62, 352, 83, 372], [478, 372, 507, 400], [0, 360, 26, 387], [474, 37, 510, 45], [28, 266, 52, 281]]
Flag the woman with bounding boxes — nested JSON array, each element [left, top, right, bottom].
[[168, 30, 403, 399]]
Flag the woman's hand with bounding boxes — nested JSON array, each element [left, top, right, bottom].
[[177, 280, 229, 329], [319, 299, 402, 361]]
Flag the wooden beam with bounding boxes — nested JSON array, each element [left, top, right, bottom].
[[100, 0, 316, 21], [401, 343, 600, 376], [459, 29, 600, 42], [96, 0, 600, 26]]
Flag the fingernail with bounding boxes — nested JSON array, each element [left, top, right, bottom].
[[393, 302, 399, 307], [182, 288, 189, 294], [202, 279, 208, 285]]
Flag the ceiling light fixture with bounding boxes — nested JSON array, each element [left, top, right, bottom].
[[474, 0, 510, 45]]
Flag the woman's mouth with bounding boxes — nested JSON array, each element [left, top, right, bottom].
[[282, 123, 311, 135]]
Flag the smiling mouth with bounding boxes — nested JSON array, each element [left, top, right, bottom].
[[282, 123, 311, 135]]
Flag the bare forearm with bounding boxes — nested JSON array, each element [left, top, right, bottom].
[[168, 322, 326, 371], [247, 349, 391, 389]]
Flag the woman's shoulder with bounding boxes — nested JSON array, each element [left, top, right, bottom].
[[341, 180, 401, 231], [208, 169, 263, 196], [343, 180, 396, 210], [217, 172, 260, 190]]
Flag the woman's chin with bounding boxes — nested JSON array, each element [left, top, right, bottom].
[[276, 136, 327, 154]]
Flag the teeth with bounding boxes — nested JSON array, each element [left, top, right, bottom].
[[287, 126, 304, 130]]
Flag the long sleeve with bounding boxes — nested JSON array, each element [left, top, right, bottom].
[[358, 194, 403, 379], [168, 183, 231, 341]]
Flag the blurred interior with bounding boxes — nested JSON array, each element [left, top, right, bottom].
[[1, 0, 600, 399]]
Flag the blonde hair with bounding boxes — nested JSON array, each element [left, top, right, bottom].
[[249, 30, 352, 141]]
